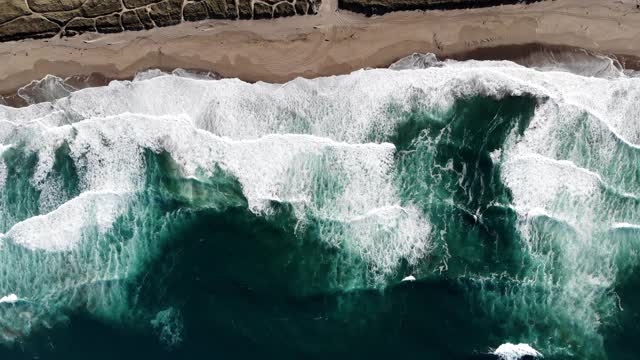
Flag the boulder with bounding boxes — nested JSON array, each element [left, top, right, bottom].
[[26, 0, 83, 13], [0, 0, 32, 25], [122, 11, 145, 31], [0, 16, 60, 41], [237, 0, 252, 19], [64, 17, 96, 36], [123, 0, 163, 8], [80, 0, 123, 18], [149, 0, 184, 27], [42, 10, 82, 24], [203, 0, 237, 19], [183, 2, 208, 21], [307, 0, 319, 14], [224, 0, 239, 18], [95, 14, 123, 33], [294, 0, 308, 15], [135, 8, 155, 29], [253, 2, 272, 19], [273, 2, 295, 17]]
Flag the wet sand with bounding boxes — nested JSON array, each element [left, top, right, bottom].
[[1, 0, 640, 95]]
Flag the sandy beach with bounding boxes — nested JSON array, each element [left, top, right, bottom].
[[1, 0, 640, 94]]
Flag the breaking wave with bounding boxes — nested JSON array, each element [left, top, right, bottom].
[[0, 54, 639, 359]]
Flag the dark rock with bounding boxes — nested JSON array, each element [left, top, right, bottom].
[[202, 0, 225, 18], [27, 0, 83, 13], [0, 0, 32, 25], [0, 16, 60, 41], [80, 0, 122, 18], [227, 0, 238, 19], [122, 11, 145, 31], [42, 10, 82, 24], [237, 0, 252, 19], [64, 17, 96, 36], [273, 2, 295, 17], [307, 0, 319, 14], [225, 0, 239, 18], [337, 0, 544, 16], [183, 2, 208, 21], [135, 8, 155, 29], [203, 0, 237, 19], [95, 14, 122, 33], [253, 2, 272, 19], [123, 0, 163, 8], [294, 0, 308, 15], [149, 0, 184, 27], [2, 0, 330, 42]]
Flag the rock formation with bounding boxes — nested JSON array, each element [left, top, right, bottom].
[[338, 0, 543, 15], [0, 0, 321, 41], [0, 0, 545, 42]]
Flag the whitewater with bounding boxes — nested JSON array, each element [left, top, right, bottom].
[[0, 54, 638, 360]]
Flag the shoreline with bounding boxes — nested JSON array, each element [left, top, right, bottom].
[[1, 0, 640, 95], [4, 42, 633, 107]]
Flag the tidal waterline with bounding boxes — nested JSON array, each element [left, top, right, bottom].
[[0, 56, 638, 359]]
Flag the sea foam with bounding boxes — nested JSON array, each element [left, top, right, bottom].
[[493, 343, 542, 360], [0, 294, 18, 304], [0, 55, 638, 358]]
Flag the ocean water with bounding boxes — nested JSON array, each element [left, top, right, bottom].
[[0, 55, 638, 360]]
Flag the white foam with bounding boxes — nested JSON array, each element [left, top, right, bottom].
[[0, 294, 18, 304], [133, 68, 218, 82], [611, 222, 640, 230], [17, 74, 75, 105], [501, 153, 600, 216], [493, 343, 542, 360], [391, 50, 627, 79], [133, 69, 168, 81], [0, 144, 10, 189], [489, 148, 502, 164], [1, 58, 638, 152], [4, 191, 128, 251], [401, 275, 416, 282], [0, 113, 432, 274]]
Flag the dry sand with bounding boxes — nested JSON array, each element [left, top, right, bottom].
[[1, 0, 640, 94]]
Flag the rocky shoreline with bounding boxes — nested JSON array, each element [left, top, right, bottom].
[[0, 0, 552, 42], [0, 0, 322, 42]]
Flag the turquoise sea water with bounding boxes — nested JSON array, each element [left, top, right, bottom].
[[0, 56, 638, 359]]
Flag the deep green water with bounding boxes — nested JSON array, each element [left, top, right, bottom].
[[0, 60, 639, 359]]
